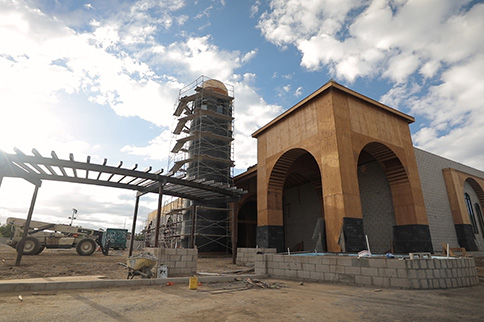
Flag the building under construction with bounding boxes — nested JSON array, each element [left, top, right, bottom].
[[145, 77, 484, 256], [146, 76, 235, 252]]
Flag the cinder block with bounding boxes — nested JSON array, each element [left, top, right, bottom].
[[165, 248, 176, 255], [170, 255, 181, 262], [337, 257, 353, 267], [420, 279, 429, 289], [285, 270, 297, 278], [434, 260, 441, 269], [273, 255, 284, 262], [369, 258, 387, 268], [372, 276, 389, 287], [338, 274, 355, 284], [310, 271, 323, 280], [302, 263, 316, 272], [379, 268, 397, 278], [316, 264, 330, 273], [407, 269, 417, 279], [355, 275, 372, 285], [321, 257, 337, 265], [279, 262, 291, 269], [330, 265, 345, 274], [352, 258, 369, 267], [439, 279, 447, 289], [425, 270, 434, 279], [397, 269, 408, 279], [387, 260, 406, 269], [324, 272, 338, 282], [175, 261, 186, 268], [255, 267, 265, 274], [273, 268, 285, 277], [417, 270, 426, 279], [297, 270, 311, 279], [344, 266, 361, 275], [361, 267, 379, 276], [390, 278, 410, 288], [410, 279, 420, 289]]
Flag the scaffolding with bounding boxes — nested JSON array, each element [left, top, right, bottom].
[[159, 76, 236, 252]]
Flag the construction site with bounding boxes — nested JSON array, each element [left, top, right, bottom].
[[2, 77, 484, 321]]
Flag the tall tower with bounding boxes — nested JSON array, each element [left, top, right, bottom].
[[169, 76, 234, 252]]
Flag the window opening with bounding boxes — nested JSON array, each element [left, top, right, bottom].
[[464, 193, 479, 234], [475, 203, 484, 236]]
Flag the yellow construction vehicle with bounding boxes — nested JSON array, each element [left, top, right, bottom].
[[6, 217, 104, 256]]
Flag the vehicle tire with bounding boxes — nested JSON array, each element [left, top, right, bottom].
[[76, 238, 96, 256], [17, 236, 41, 255], [36, 245, 46, 255]]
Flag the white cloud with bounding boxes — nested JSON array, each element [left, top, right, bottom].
[[258, 0, 484, 170]]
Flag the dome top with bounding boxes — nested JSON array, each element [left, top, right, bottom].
[[202, 79, 228, 95]]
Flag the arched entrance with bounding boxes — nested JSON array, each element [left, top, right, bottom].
[[464, 178, 484, 250], [237, 200, 257, 248], [357, 146, 396, 253], [268, 149, 324, 252]]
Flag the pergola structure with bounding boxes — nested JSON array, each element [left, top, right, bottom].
[[0, 148, 246, 266]]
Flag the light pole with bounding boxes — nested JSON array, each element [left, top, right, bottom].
[[69, 208, 78, 226]]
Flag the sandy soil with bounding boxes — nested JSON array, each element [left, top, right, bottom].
[[1, 277, 484, 321], [0, 243, 249, 280], [2, 242, 484, 321]]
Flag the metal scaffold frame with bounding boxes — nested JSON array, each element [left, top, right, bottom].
[[158, 76, 236, 252]]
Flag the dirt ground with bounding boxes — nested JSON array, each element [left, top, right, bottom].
[[0, 243, 246, 279], [1, 276, 484, 321], [1, 243, 484, 321]]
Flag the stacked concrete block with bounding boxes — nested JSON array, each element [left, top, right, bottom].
[[236, 247, 277, 266], [152, 248, 197, 277], [414, 148, 484, 250], [255, 254, 479, 289]]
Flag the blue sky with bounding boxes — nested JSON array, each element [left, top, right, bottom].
[[1, 0, 483, 230]]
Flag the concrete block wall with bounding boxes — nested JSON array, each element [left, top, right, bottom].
[[414, 148, 484, 251], [358, 161, 396, 253], [236, 247, 277, 266], [255, 254, 479, 289], [152, 248, 197, 277]]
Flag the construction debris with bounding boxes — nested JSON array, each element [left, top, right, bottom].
[[245, 278, 287, 289]]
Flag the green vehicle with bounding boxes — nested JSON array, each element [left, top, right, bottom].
[[102, 228, 128, 250]]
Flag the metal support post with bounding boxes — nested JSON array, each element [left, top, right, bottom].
[[129, 195, 140, 257], [190, 204, 197, 248], [154, 183, 164, 248], [15, 184, 40, 266]]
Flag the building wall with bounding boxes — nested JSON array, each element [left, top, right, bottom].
[[358, 160, 396, 253], [254, 82, 431, 253], [284, 182, 322, 252], [414, 148, 484, 251]]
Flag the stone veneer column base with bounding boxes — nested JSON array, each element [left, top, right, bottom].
[[256, 225, 284, 253], [454, 224, 478, 251], [393, 225, 433, 253]]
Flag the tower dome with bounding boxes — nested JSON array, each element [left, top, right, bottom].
[[202, 79, 228, 95]]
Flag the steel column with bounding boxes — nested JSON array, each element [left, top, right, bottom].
[[154, 184, 164, 248], [129, 195, 140, 257], [15, 184, 40, 266]]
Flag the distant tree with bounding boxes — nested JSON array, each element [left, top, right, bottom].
[[0, 223, 13, 238]]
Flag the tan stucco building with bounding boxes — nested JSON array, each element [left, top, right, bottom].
[[234, 80, 484, 254]]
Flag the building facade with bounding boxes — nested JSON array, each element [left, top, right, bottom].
[[234, 81, 484, 254]]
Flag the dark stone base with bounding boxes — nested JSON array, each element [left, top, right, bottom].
[[393, 225, 433, 253], [257, 225, 284, 253], [455, 224, 478, 251], [342, 217, 366, 253]]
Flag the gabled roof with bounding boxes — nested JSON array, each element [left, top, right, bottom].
[[252, 80, 415, 138]]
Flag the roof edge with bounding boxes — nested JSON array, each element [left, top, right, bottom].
[[252, 80, 415, 138]]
